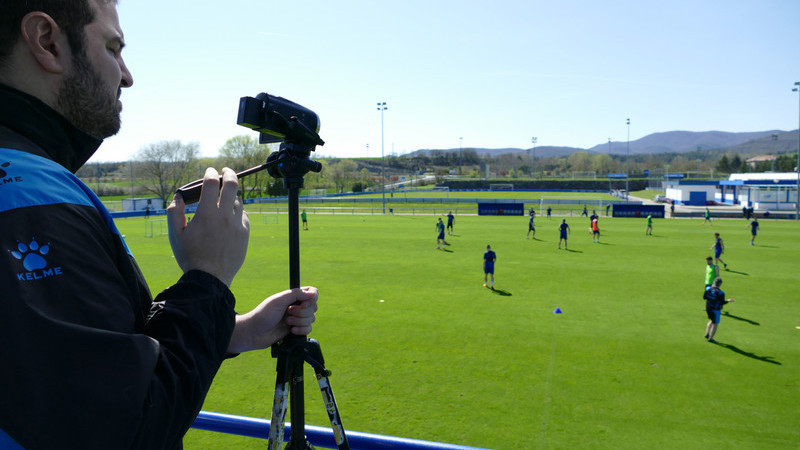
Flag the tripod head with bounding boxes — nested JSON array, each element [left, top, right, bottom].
[[266, 142, 322, 190]]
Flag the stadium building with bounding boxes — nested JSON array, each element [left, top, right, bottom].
[[665, 172, 799, 209]]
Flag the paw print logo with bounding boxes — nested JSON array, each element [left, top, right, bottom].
[[11, 239, 50, 271], [0, 162, 9, 178]]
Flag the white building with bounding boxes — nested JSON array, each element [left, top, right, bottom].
[[664, 180, 718, 206], [719, 172, 798, 210], [664, 172, 799, 210]]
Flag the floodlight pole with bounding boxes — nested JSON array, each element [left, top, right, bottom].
[[531, 136, 537, 179], [794, 82, 800, 220], [626, 118, 631, 200], [377, 102, 387, 214], [459, 136, 463, 175]]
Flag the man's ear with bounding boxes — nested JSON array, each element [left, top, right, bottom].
[[19, 12, 69, 74]]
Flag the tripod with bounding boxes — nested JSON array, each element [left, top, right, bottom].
[[266, 143, 349, 450]]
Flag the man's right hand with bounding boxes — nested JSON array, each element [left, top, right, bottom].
[[167, 167, 250, 287]]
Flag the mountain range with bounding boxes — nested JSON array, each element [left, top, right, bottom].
[[408, 129, 799, 158]]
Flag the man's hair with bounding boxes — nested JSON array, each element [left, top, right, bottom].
[[714, 277, 723, 287], [706, 256, 713, 261], [0, 0, 99, 70]]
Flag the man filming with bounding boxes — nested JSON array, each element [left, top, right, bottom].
[[0, 1, 318, 448]]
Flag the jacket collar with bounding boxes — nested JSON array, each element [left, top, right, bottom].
[[0, 83, 102, 173]]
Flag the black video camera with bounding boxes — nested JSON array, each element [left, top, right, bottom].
[[237, 93, 324, 148]]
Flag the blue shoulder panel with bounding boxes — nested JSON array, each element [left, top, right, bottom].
[[0, 428, 24, 450], [0, 148, 133, 256]]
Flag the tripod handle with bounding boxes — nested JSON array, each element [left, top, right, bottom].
[[175, 163, 271, 204]]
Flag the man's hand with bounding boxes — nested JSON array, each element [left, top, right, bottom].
[[167, 167, 249, 287], [227, 287, 319, 354]]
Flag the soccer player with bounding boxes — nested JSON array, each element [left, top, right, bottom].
[[710, 232, 727, 269], [436, 217, 446, 249], [704, 256, 719, 288], [558, 219, 570, 250], [301, 209, 308, 230], [446, 211, 455, 235], [645, 213, 653, 236], [526, 211, 536, 239], [702, 207, 712, 225], [747, 217, 759, 246], [546, 206, 552, 220], [591, 216, 600, 243], [483, 245, 496, 289], [703, 277, 735, 343]]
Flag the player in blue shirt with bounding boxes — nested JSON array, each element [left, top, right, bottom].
[[710, 232, 727, 269], [558, 219, 570, 250], [526, 212, 536, 239], [436, 218, 447, 249], [446, 211, 455, 235], [703, 277, 735, 343], [483, 245, 496, 289], [747, 217, 759, 246]]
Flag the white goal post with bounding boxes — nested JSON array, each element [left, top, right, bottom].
[[432, 186, 450, 197], [539, 196, 606, 214], [145, 219, 167, 238]]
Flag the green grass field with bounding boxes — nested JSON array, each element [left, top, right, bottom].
[[116, 210, 800, 449]]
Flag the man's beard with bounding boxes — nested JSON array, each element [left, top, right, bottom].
[[56, 50, 122, 140]]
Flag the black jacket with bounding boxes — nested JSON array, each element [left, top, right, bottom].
[[0, 84, 236, 449]]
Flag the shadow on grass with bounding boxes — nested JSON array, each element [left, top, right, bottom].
[[594, 242, 612, 245], [755, 244, 778, 248], [489, 288, 512, 296], [713, 341, 781, 365], [724, 268, 749, 276], [439, 248, 454, 253], [564, 248, 584, 253], [722, 311, 760, 326]]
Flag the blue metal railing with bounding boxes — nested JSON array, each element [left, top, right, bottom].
[[192, 411, 491, 450]]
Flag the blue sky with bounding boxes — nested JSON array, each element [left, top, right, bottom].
[[94, 0, 800, 162]]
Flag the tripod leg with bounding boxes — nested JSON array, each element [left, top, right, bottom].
[[304, 339, 349, 450], [268, 354, 290, 450], [316, 374, 349, 450]]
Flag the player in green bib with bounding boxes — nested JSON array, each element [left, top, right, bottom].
[[645, 214, 653, 236], [704, 256, 719, 288]]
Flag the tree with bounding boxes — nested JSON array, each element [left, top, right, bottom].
[[591, 154, 614, 175], [776, 154, 796, 172], [328, 159, 358, 193], [136, 140, 199, 208], [730, 154, 743, 173], [218, 135, 273, 198], [265, 178, 288, 197], [716, 155, 730, 173], [567, 151, 591, 173]]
